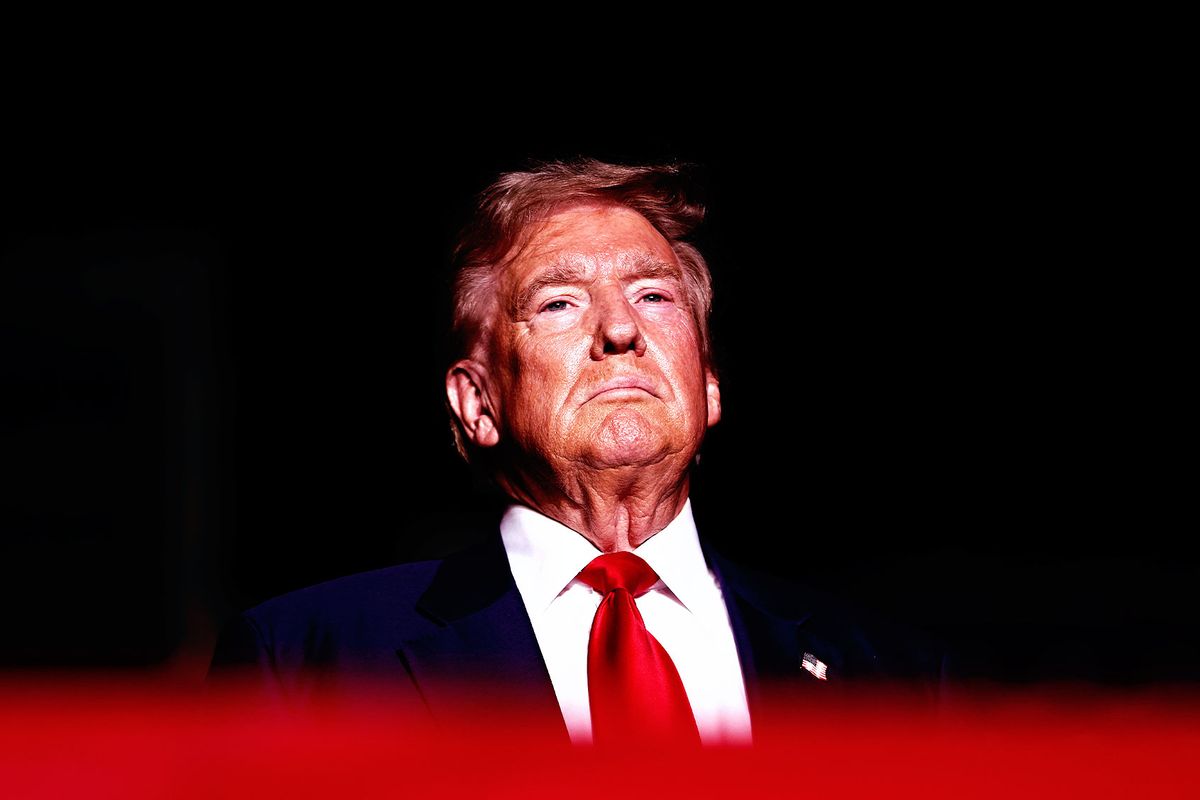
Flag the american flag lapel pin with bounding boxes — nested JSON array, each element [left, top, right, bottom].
[[801, 652, 828, 680]]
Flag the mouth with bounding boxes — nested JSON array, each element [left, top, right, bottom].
[[585, 377, 660, 402]]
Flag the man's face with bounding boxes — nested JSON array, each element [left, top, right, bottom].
[[481, 203, 720, 472]]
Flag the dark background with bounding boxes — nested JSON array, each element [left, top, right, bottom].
[[2, 89, 1191, 684]]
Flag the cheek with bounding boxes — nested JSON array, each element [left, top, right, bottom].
[[507, 335, 585, 423], [654, 317, 706, 384], [645, 304, 701, 344]]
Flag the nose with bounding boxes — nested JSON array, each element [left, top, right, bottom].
[[589, 285, 647, 360]]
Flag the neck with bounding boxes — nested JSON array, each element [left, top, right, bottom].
[[495, 462, 691, 552]]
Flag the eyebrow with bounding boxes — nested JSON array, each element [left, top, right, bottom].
[[512, 254, 683, 314]]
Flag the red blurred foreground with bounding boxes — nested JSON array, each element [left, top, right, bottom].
[[2, 673, 1199, 798]]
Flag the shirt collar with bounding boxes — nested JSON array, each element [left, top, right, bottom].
[[631, 498, 716, 616], [499, 498, 715, 617], [500, 504, 601, 616]]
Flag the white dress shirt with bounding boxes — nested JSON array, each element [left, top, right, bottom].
[[499, 498, 753, 745]]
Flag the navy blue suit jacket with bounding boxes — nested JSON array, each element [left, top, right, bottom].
[[208, 524, 949, 737]]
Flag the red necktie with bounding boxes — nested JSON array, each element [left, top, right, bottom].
[[577, 552, 701, 747]]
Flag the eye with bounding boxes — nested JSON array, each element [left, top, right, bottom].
[[638, 293, 668, 303], [540, 299, 572, 313]]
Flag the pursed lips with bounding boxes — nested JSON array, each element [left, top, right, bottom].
[[584, 376, 660, 402]]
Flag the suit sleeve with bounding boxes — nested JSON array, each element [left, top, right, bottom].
[[207, 612, 273, 675]]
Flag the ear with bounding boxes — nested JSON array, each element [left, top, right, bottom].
[[705, 369, 721, 428], [446, 359, 501, 448]]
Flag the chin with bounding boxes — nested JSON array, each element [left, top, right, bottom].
[[582, 446, 670, 470], [580, 408, 673, 469]]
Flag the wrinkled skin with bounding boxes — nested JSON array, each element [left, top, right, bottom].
[[447, 204, 720, 552]]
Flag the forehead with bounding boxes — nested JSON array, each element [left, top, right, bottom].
[[500, 204, 679, 285]]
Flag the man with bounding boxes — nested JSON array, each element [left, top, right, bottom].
[[208, 158, 948, 745]]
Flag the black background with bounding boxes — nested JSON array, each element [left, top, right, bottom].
[[2, 80, 1191, 684]]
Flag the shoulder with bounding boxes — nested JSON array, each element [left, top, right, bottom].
[[247, 560, 442, 634], [209, 559, 447, 673]]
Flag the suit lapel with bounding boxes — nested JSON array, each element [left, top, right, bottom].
[[396, 531, 567, 740], [702, 540, 844, 722]]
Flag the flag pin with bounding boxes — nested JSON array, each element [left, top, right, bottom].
[[801, 652, 828, 680]]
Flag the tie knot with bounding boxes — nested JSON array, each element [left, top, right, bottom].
[[578, 552, 660, 597]]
